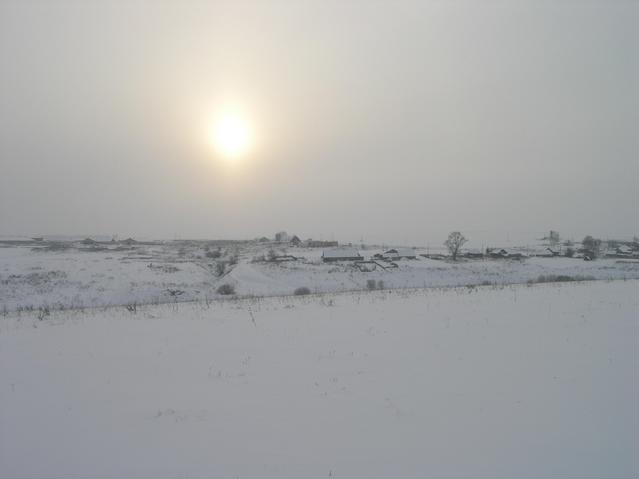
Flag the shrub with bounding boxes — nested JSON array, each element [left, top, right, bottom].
[[206, 249, 221, 259], [534, 274, 595, 284], [294, 287, 311, 296], [366, 279, 377, 290], [565, 247, 575, 258], [37, 306, 50, 321], [217, 283, 235, 295], [215, 262, 225, 276], [555, 275, 574, 282], [377, 280, 385, 290]]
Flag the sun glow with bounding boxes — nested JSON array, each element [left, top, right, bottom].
[[211, 114, 252, 159]]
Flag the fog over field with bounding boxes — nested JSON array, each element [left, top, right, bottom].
[[1, 0, 638, 243]]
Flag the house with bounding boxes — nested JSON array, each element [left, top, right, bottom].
[[420, 253, 447, 260], [322, 247, 362, 262], [487, 248, 527, 259], [121, 237, 138, 246], [536, 247, 560, 257], [290, 235, 302, 246], [462, 248, 484, 259], [616, 245, 633, 256], [383, 248, 417, 260]]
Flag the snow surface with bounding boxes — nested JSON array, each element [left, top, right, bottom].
[[2, 241, 639, 312], [1, 280, 638, 478]]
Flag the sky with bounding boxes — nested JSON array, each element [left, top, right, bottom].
[[1, 0, 637, 246]]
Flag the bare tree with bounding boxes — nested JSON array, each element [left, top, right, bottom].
[[274, 231, 288, 242], [582, 236, 602, 259], [444, 231, 467, 261]]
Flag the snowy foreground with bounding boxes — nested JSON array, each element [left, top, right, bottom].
[[1, 280, 638, 478]]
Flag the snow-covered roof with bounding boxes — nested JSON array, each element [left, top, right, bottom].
[[385, 248, 416, 257], [322, 247, 361, 259]]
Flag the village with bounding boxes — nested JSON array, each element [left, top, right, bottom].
[[265, 230, 639, 264], [2, 231, 639, 314]]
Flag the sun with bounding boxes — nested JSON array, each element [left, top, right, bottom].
[[211, 115, 252, 159]]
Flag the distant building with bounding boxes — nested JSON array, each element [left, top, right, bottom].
[[420, 253, 447, 260], [322, 247, 362, 262], [308, 240, 339, 248], [121, 237, 138, 245], [536, 247, 560, 257], [462, 248, 484, 259], [290, 235, 302, 246], [275, 231, 289, 242], [383, 248, 417, 260], [616, 245, 633, 256]]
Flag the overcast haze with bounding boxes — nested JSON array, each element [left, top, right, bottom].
[[1, 0, 637, 245]]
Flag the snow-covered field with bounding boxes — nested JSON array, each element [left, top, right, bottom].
[[1, 280, 638, 478], [2, 240, 639, 312]]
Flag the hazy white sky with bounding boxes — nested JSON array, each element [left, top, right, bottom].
[[1, 0, 637, 245]]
